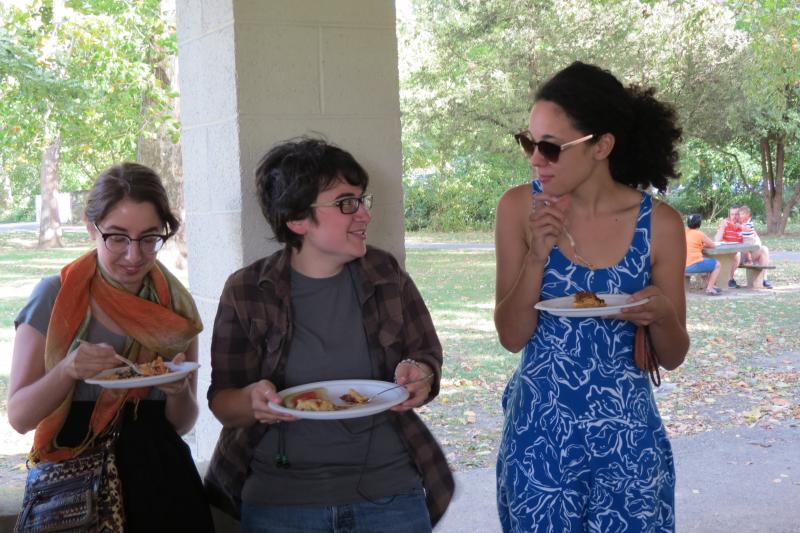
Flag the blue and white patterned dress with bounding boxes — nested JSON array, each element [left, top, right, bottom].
[[496, 183, 675, 532]]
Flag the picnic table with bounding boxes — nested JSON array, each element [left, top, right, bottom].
[[703, 242, 760, 290]]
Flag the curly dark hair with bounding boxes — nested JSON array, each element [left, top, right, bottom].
[[535, 62, 682, 193], [85, 162, 179, 236], [255, 136, 369, 250]]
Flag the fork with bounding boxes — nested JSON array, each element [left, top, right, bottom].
[[77, 340, 144, 375], [113, 354, 146, 375], [364, 373, 434, 403]]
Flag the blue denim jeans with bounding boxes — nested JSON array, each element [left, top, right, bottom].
[[240, 487, 431, 533], [685, 257, 718, 274]]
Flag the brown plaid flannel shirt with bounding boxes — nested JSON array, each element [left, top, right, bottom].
[[204, 246, 454, 525]]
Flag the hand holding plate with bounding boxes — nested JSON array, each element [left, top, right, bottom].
[[390, 359, 434, 412], [155, 353, 191, 396], [254, 380, 298, 424], [610, 287, 666, 325]]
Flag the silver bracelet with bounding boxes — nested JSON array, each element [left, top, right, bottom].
[[396, 359, 434, 380]]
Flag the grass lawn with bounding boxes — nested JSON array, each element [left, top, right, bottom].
[[406, 224, 800, 250], [406, 245, 800, 469], [1, 230, 799, 473]]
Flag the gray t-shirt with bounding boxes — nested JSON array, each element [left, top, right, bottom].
[[242, 267, 420, 506], [15, 275, 165, 401]]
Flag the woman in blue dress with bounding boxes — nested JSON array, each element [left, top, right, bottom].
[[494, 62, 689, 532]]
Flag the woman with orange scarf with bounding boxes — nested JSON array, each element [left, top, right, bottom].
[[9, 163, 214, 532]]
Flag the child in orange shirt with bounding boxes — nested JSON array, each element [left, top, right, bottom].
[[685, 214, 722, 295]]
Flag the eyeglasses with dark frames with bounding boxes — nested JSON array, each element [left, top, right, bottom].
[[310, 194, 373, 215], [513, 132, 595, 163], [93, 223, 169, 255]]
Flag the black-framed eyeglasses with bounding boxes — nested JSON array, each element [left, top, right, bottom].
[[513, 132, 594, 163], [93, 223, 168, 255], [310, 194, 373, 214]]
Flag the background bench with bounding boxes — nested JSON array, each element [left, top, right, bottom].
[[684, 273, 704, 290], [737, 264, 775, 288]]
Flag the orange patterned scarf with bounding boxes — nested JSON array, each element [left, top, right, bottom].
[[30, 250, 202, 463]]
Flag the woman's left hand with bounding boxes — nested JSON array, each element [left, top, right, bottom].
[[156, 352, 190, 396], [610, 286, 675, 327], [390, 359, 434, 412]]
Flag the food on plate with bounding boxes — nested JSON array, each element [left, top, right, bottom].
[[136, 356, 171, 376], [295, 398, 337, 411], [283, 388, 336, 411], [573, 291, 607, 308], [340, 388, 369, 405], [96, 356, 171, 380]]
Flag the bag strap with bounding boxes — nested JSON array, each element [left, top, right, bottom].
[[643, 327, 662, 387]]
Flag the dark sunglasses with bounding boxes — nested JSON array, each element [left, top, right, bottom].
[[513, 131, 594, 163]]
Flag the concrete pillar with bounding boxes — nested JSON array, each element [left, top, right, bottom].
[[175, 0, 404, 461]]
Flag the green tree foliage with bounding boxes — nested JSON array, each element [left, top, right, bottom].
[[399, 0, 798, 232], [727, 0, 800, 233], [0, 0, 176, 227], [669, 139, 759, 220]]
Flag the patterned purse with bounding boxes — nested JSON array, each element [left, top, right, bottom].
[[15, 430, 124, 533], [634, 325, 661, 387]]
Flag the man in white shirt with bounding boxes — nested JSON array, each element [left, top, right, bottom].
[[738, 205, 773, 289]]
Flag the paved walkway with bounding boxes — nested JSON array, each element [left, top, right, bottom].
[[405, 239, 800, 259], [435, 425, 800, 532], [0, 222, 84, 233]]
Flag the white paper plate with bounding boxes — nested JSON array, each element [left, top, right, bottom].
[[85, 361, 200, 389], [270, 379, 410, 420], [534, 294, 650, 318]]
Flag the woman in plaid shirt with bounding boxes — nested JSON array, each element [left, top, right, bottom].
[[204, 137, 453, 532]]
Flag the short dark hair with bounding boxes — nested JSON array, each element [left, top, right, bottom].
[[255, 136, 369, 250], [84, 162, 179, 235], [535, 61, 682, 193], [687, 214, 702, 229]]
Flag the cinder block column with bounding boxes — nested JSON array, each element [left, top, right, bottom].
[[176, 0, 404, 461]]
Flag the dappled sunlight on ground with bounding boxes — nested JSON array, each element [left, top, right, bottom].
[[0, 281, 39, 299], [0, 418, 32, 456], [433, 313, 497, 332], [0, 341, 14, 373], [686, 322, 718, 333]]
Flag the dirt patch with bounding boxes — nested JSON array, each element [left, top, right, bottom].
[[0, 454, 27, 494]]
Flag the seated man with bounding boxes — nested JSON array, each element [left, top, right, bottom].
[[685, 214, 722, 295], [714, 206, 743, 288], [738, 205, 773, 289]]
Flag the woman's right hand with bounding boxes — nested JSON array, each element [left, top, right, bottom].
[[527, 193, 568, 263], [62, 341, 122, 381], [250, 380, 298, 425]]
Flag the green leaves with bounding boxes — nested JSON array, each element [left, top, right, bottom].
[[400, 0, 800, 231], [0, 0, 177, 216]]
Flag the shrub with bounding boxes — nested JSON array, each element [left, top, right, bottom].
[[404, 154, 526, 231]]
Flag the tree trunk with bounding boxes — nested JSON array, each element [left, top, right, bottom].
[[136, 10, 186, 270], [759, 135, 791, 235], [138, 130, 186, 269], [781, 181, 800, 235], [36, 0, 66, 250], [37, 133, 64, 249]]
